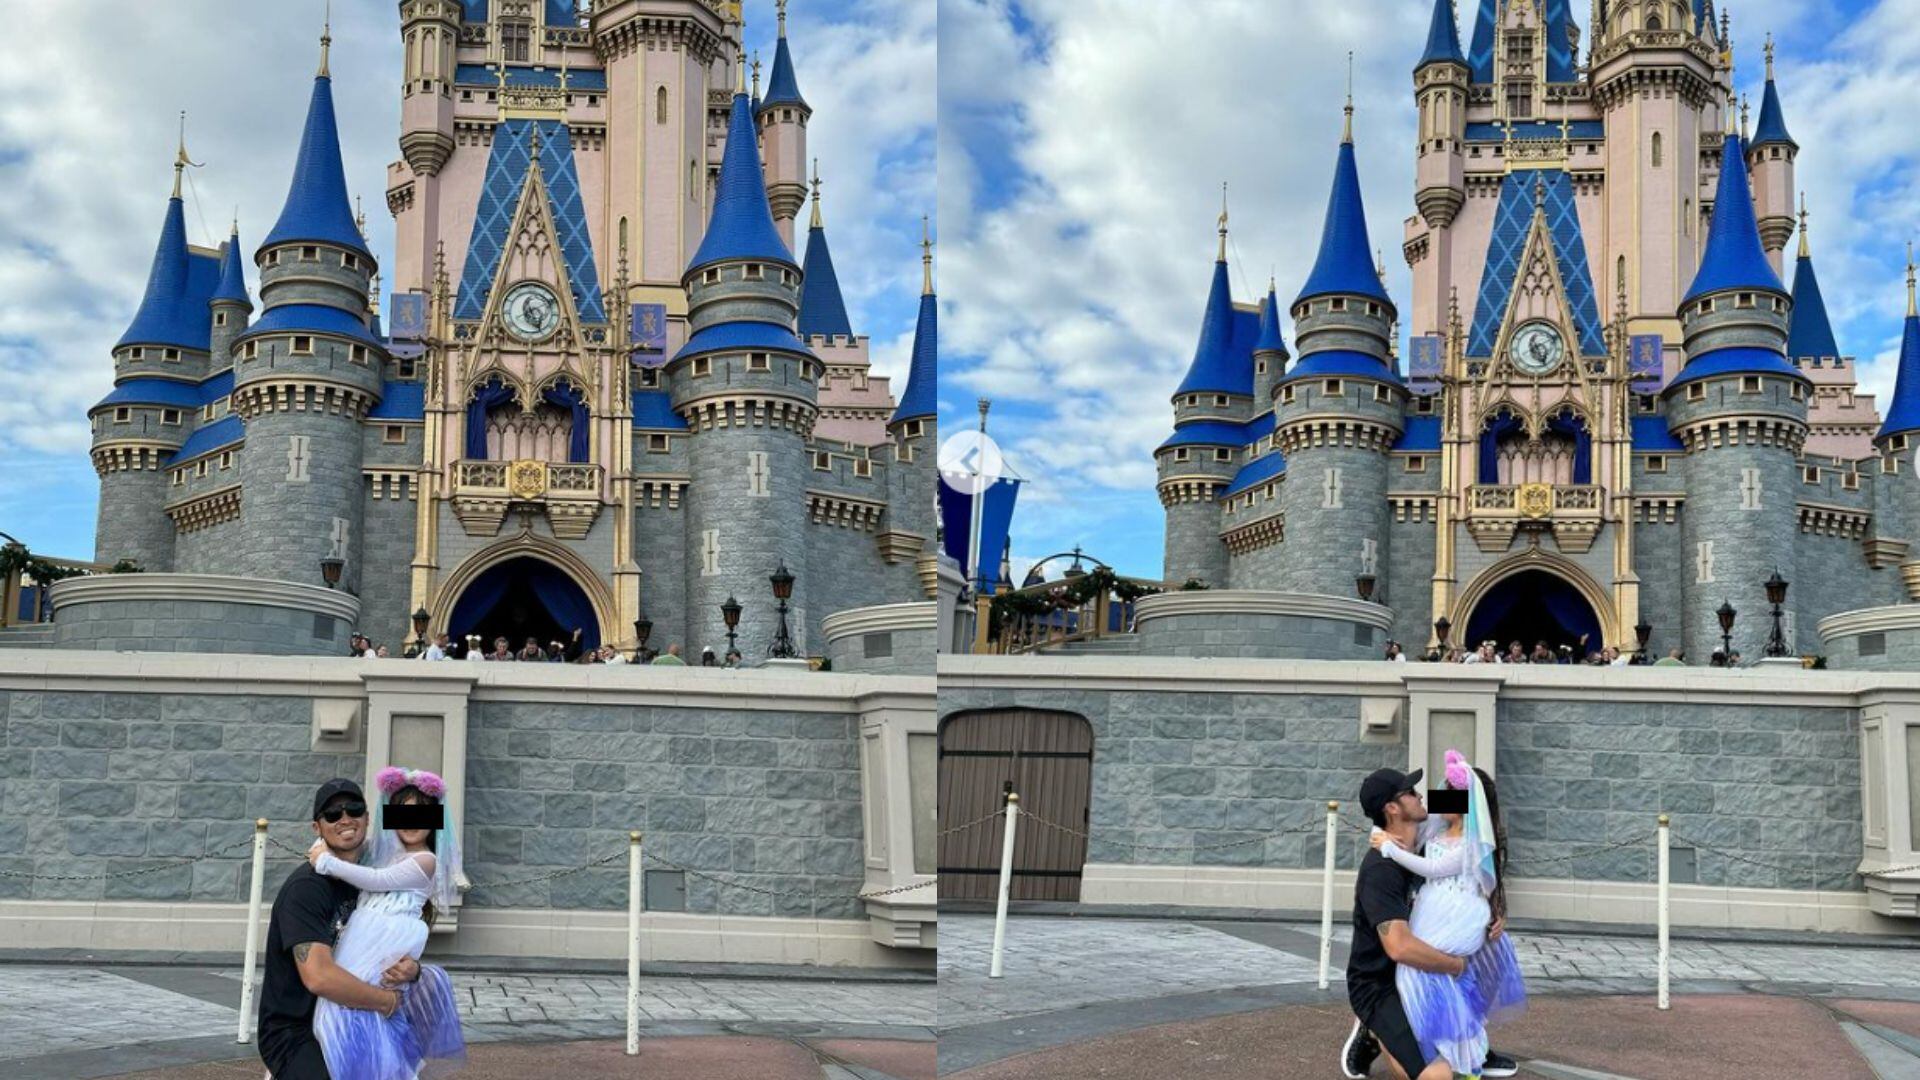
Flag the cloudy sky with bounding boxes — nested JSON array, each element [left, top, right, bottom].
[[939, 0, 1920, 582], [0, 0, 932, 559]]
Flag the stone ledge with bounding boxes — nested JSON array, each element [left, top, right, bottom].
[[820, 602, 936, 642], [49, 573, 360, 624], [1818, 603, 1920, 642], [1134, 590, 1395, 630]]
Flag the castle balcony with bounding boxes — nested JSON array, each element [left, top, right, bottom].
[[1465, 483, 1603, 554], [451, 458, 603, 540]]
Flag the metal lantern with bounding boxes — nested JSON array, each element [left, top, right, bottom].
[[1763, 570, 1790, 658], [721, 595, 742, 655], [1356, 573, 1377, 603], [768, 564, 797, 660], [1716, 601, 1737, 659], [634, 615, 653, 649], [1434, 616, 1452, 648], [1635, 619, 1653, 662], [320, 557, 344, 590], [411, 606, 431, 638], [769, 562, 795, 601]]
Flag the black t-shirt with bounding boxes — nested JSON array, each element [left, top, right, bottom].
[[257, 862, 359, 1070], [1347, 847, 1416, 1010]]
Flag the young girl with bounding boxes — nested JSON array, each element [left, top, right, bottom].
[[308, 767, 468, 1080], [1370, 750, 1527, 1077]]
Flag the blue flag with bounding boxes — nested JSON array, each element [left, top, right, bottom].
[[938, 475, 1022, 595]]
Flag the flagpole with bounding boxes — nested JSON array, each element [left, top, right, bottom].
[[970, 399, 991, 594]]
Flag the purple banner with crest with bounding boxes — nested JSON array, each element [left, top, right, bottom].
[[630, 303, 668, 355], [1629, 334, 1664, 394], [1409, 335, 1444, 395]]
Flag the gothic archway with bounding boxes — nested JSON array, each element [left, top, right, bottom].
[[1453, 553, 1618, 655], [431, 536, 615, 652]]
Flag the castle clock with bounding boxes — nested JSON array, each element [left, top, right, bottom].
[[502, 282, 561, 343], [1508, 322, 1565, 377]]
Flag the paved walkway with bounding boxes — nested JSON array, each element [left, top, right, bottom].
[[937, 914, 1920, 1078], [0, 962, 935, 1080]]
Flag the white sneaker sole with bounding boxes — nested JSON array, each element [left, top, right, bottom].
[[1340, 1017, 1374, 1079]]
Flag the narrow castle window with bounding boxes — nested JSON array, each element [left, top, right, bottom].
[[650, 434, 671, 453], [384, 425, 406, 444], [501, 19, 532, 63], [1324, 379, 1343, 396], [1651, 132, 1663, 167], [114, 407, 131, 423], [1214, 448, 1232, 462], [748, 352, 770, 371], [657, 87, 668, 124], [215, 312, 227, 327], [161, 409, 180, 425], [1646, 455, 1667, 473], [1686, 383, 1705, 401], [855, 459, 873, 478], [1741, 376, 1762, 394], [171, 470, 184, 487], [219, 450, 233, 470], [1214, 394, 1229, 407], [692, 357, 711, 377], [164, 348, 180, 362], [291, 336, 314, 355], [301, 246, 318, 260], [1406, 456, 1427, 473]]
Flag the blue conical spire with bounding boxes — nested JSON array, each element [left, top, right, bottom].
[[891, 227, 936, 425], [797, 171, 852, 338], [212, 224, 252, 308], [760, 3, 808, 113], [1175, 255, 1250, 397], [1879, 262, 1920, 442], [1786, 213, 1837, 360], [1295, 132, 1393, 309], [1683, 132, 1784, 302], [117, 195, 208, 352], [1418, 0, 1465, 69], [1255, 281, 1287, 356], [1752, 43, 1797, 150], [261, 73, 373, 260], [687, 90, 796, 275]]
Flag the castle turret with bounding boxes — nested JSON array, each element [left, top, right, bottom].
[[1252, 280, 1289, 407], [209, 222, 253, 371], [1873, 259, 1920, 585], [1878, 262, 1920, 455], [231, 27, 385, 593], [796, 164, 852, 342], [1271, 105, 1403, 598], [90, 147, 217, 571], [1663, 126, 1807, 661], [1786, 202, 1838, 365], [757, 0, 810, 250], [672, 81, 816, 658], [1412, 0, 1468, 339], [1748, 37, 1799, 277], [1156, 207, 1250, 588], [885, 224, 939, 576]]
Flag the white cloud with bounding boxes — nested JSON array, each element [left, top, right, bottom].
[[940, 0, 1920, 577]]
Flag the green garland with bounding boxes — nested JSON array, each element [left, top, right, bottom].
[[988, 567, 1163, 638]]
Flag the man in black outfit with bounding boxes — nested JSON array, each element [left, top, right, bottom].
[[257, 778, 421, 1078], [1340, 768, 1519, 1079]]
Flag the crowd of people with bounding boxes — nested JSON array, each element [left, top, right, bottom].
[[1383, 637, 1745, 667], [346, 630, 745, 668]]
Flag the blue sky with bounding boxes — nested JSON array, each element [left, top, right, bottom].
[[938, 0, 1918, 582], [0, 0, 931, 560]]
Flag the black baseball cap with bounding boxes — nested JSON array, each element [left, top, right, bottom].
[[1359, 767, 1424, 822], [312, 777, 365, 821]]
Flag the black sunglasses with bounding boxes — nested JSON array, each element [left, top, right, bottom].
[[320, 801, 368, 823]]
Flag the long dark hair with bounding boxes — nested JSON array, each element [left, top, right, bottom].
[[1474, 766, 1508, 919], [390, 785, 439, 928]]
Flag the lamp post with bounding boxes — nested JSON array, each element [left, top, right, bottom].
[[410, 606, 430, 655], [1355, 573, 1376, 603], [1433, 616, 1452, 651], [720, 596, 741, 656], [1763, 570, 1790, 658], [633, 614, 652, 663], [768, 563, 797, 660], [319, 557, 344, 590], [1716, 601, 1737, 660], [1635, 619, 1653, 664]]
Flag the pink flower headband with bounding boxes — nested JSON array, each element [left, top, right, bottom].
[[375, 766, 446, 799], [1443, 749, 1473, 791]]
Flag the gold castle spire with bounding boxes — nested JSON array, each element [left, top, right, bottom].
[[1908, 242, 1916, 318], [1217, 182, 1229, 262], [778, 0, 788, 36], [921, 215, 934, 296], [319, 0, 332, 77], [1798, 192, 1810, 259], [1765, 33, 1775, 80], [1342, 51, 1354, 144], [172, 111, 191, 198], [752, 52, 762, 98], [810, 159, 823, 229]]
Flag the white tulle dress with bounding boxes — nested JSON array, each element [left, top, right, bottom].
[[311, 849, 466, 1080], [1380, 824, 1527, 1073]]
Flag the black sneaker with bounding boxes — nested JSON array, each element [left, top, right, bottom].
[[1480, 1049, 1519, 1077], [1341, 1018, 1380, 1079]]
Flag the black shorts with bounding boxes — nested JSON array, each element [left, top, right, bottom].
[[1351, 981, 1430, 1077], [262, 1031, 329, 1079]]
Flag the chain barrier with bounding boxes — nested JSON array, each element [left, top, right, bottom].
[[1667, 833, 1920, 883], [939, 806, 1006, 838]]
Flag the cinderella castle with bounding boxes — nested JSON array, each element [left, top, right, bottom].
[[1155, 0, 1920, 663], [86, 0, 937, 659]]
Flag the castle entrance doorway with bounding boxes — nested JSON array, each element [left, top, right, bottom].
[[938, 709, 1093, 902], [1461, 569, 1603, 659], [447, 556, 601, 657]]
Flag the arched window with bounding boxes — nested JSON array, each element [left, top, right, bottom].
[[1651, 131, 1663, 167], [1617, 255, 1627, 292], [656, 86, 668, 125], [1646, 13, 1662, 30]]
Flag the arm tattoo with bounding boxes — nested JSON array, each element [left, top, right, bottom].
[[293, 942, 314, 964]]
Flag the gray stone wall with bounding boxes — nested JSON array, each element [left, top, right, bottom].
[[235, 409, 367, 593], [1164, 496, 1228, 587], [1794, 531, 1903, 654], [633, 501, 691, 653], [52, 597, 352, 656], [95, 469, 177, 571], [1224, 515, 1284, 589], [463, 699, 863, 917], [1387, 506, 1437, 648], [1134, 610, 1383, 659], [1496, 698, 1862, 889], [804, 521, 902, 655], [1632, 512, 1687, 659], [682, 425, 809, 659], [0, 690, 361, 902], [1680, 443, 1800, 660], [1273, 444, 1389, 593], [358, 483, 419, 648], [825, 624, 934, 675], [1823, 624, 1920, 670], [175, 518, 244, 576]]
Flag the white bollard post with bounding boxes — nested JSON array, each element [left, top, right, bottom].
[[1656, 813, 1670, 1011], [236, 818, 269, 1043], [1319, 800, 1338, 991], [626, 830, 643, 1055], [988, 793, 1020, 979]]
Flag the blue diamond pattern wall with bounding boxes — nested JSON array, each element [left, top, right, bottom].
[[456, 119, 607, 323], [1468, 170, 1605, 359]]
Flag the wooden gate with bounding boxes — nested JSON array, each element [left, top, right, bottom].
[[938, 708, 1094, 902]]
